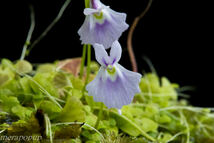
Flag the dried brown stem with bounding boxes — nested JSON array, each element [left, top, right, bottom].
[[127, 0, 153, 72]]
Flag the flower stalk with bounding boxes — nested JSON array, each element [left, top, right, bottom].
[[79, 44, 87, 78], [85, 0, 90, 8], [85, 44, 91, 85], [20, 5, 35, 60], [94, 103, 104, 129]]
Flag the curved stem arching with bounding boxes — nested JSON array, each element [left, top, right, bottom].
[[127, 0, 153, 72]]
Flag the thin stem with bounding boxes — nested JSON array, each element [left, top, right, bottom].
[[0, 129, 6, 134], [0, 111, 8, 115], [79, 44, 87, 78], [160, 106, 214, 112], [95, 103, 104, 129], [143, 56, 157, 75], [44, 114, 53, 143], [177, 86, 196, 92], [166, 132, 184, 143], [25, 74, 62, 109], [85, 44, 91, 85], [85, 0, 90, 8], [27, 0, 72, 56], [127, 0, 153, 72], [20, 5, 35, 60], [179, 111, 190, 143]]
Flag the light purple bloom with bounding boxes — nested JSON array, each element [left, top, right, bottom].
[[86, 41, 142, 109], [78, 0, 129, 49]]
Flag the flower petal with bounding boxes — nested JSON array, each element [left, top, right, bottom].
[[86, 64, 142, 109], [86, 70, 130, 109], [92, 10, 129, 49], [78, 2, 129, 49], [93, 43, 110, 66], [91, 0, 100, 9], [116, 63, 142, 94], [110, 41, 122, 64], [84, 8, 99, 15]]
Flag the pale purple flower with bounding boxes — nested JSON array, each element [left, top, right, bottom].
[[86, 41, 142, 109], [78, 0, 129, 49]]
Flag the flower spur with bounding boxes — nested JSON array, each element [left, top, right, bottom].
[[86, 41, 142, 109], [78, 0, 129, 49]]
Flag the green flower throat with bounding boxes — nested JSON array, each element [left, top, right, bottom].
[[107, 65, 116, 75]]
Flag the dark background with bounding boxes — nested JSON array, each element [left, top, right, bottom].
[[0, 0, 213, 106]]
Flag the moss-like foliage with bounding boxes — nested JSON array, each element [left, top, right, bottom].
[[0, 59, 214, 143]]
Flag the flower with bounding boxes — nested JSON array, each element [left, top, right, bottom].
[[86, 41, 142, 109], [78, 0, 129, 49]]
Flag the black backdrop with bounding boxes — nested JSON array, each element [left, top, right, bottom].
[[0, 0, 213, 107]]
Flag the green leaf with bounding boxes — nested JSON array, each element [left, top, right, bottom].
[[19, 77, 33, 93], [90, 61, 99, 74], [11, 105, 34, 120], [158, 133, 173, 143], [7, 115, 41, 136], [53, 124, 82, 139], [0, 94, 20, 112], [1, 60, 214, 143], [37, 64, 56, 73], [160, 77, 178, 100], [39, 100, 62, 120], [31, 72, 59, 98], [55, 96, 85, 122], [0, 89, 14, 96], [18, 77, 34, 103], [81, 130, 100, 142], [140, 73, 160, 93], [98, 120, 118, 135], [1, 59, 15, 70], [157, 114, 172, 123], [53, 72, 72, 89], [137, 118, 158, 133], [0, 62, 15, 87], [70, 76, 84, 90], [72, 89, 82, 99], [85, 95, 103, 109], [0, 74, 9, 86], [85, 111, 97, 127], [109, 110, 155, 141], [3, 79, 22, 94], [15, 60, 32, 74]]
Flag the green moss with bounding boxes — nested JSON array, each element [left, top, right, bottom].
[[0, 59, 214, 143]]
